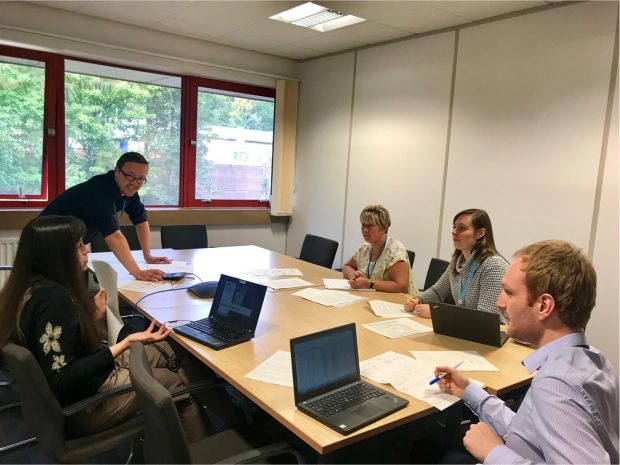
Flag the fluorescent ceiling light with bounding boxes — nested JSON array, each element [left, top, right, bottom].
[[270, 2, 365, 32]]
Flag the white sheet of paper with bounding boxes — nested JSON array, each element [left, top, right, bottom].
[[292, 288, 367, 307], [360, 351, 460, 410], [117, 280, 176, 293], [368, 300, 411, 318], [363, 318, 432, 338], [247, 268, 303, 277], [322, 278, 376, 291], [144, 263, 192, 273], [410, 350, 499, 372], [261, 277, 314, 290], [245, 350, 293, 388]]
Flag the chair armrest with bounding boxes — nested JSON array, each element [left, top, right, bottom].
[[218, 441, 304, 464], [63, 384, 134, 417], [168, 379, 226, 399]]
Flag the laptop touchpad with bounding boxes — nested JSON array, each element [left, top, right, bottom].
[[350, 403, 382, 416]]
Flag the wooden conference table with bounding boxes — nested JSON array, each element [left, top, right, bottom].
[[91, 246, 533, 455]]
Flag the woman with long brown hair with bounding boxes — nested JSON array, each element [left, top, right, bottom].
[[0, 215, 216, 440], [405, 208, 507, 320]]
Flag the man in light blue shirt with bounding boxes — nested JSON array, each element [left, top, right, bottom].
[[436, 240, 619, 464]]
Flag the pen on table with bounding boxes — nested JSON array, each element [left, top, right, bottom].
[[429, 361, 464, 385]]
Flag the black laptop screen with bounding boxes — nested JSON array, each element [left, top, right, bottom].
[[291, 324, 360, 401], [210, 275, 267, 330]]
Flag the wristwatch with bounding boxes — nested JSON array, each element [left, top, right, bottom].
[[370, 280, 375, 289]]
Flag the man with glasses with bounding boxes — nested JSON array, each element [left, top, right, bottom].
[[41, 152, 168, 281]]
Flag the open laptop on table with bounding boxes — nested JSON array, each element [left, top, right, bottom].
[[174, 274, 267, 350], [429, 301, 509, 347], [290, 323, 408, 435]]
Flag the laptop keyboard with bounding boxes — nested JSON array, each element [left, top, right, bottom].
[[306, 382, 385, 417], [186, 317, 246, 342]]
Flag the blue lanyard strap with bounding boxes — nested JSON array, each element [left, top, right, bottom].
[[457, 259, 479, 305], [367, 239, 387, 278]]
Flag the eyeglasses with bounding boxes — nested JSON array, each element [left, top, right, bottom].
[[117, 167, 147, 184]]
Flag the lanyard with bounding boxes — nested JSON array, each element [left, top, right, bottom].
[[113, 198, 127, 217], [367, 239, 387, 278], [457, 259, 479, 305]]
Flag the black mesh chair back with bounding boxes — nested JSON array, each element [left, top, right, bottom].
[[1, 343, 142, 463], [423, 258, 450, 291], [90, 225, 141, 252], [406, 250, 415, 269], [160, 225, 208, 250], [129, 342, 304, 464], [299, 234, 338, 269]]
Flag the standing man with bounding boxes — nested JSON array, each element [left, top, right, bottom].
[[436, 240, 618, 464], [41, 152, 168, 281]]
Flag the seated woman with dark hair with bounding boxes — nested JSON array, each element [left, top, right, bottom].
[[0, 215, 225, 441], [406, 208, 507, 321], [343, 204, 418, 296]]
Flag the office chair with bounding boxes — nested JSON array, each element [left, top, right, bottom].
[[423, 258, 450, 291], [160, 225, 208, 250], [90, 225, 142, 253], [406, 249, 416, 269], [298, 234, 338, 269], [129, 342, 304, 464], [1, 343, 143, 463]]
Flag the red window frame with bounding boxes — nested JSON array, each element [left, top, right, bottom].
[[1, 45, 276, 209], [183, 76, 275, 208], [0, 45, 64, 208]]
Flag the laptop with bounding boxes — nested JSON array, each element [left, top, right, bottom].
[[429, 301, 509, 347], [174, 274, 267, 350], [187, 281, 219, 299], [290, 323, 408, 435]]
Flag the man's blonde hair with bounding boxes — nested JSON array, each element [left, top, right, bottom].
[[514, 240, 596, 330]]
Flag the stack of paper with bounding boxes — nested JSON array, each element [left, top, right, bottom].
[[368, 300, 411, 317], [258, 277, 314, 290], [322, 278, 376, 291], [410, 350, 499, 372], [363, 318, 433, 338], [292, 288, 367, 307], [360, 351, 484, 411], [247, 268, 303, 277], [245, 351, 293, 388]]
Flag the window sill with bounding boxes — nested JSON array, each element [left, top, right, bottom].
[[0, 208, 289, 230]]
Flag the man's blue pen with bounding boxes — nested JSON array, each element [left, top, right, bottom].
[[429, 361, 464, 385]]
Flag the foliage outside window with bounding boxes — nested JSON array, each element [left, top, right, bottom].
[[0, 57, 45, 197], [65, 61, 181, 206]]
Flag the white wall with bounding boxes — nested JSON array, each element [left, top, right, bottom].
[[292, 2, 619, 369]]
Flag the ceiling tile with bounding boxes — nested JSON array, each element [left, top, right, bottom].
[[263, 43, 325, 60], [294, 21, 410, 53], [76, 1, 194, 27], [424, 1, 546, 21], [376, 3, 470, 34], [31, 1, 89, 12], [319, 1, 424, 20], [236, 19, 320, 43]]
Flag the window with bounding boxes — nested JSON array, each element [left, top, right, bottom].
[[0, 45, 276, 209], [0, 55, 46, 199], [186, 78, 275, 207], [64, 60, 182, 206]]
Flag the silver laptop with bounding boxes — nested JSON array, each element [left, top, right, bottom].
[[430, 301, 509, 347], [290, 323, 408, 435]]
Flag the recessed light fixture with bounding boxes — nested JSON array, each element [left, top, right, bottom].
[[270, 2, 365, 32]]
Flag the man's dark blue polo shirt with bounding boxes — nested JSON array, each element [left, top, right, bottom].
[[40, 171, 148, 244]]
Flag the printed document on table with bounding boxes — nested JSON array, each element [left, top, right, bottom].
[[360, 351, 460, 410], [118, 280, 177, 293], [247, 268, 303, 277], [144, 263, 192, 273], [410, 350, 499, 372], [259, 277, 314, 290], [245, 350, 293, 388], [363, 318, 432, 338], [292, 288, 367, 307], [368, 300, 412, 318], [322, 279, 376, 291]]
